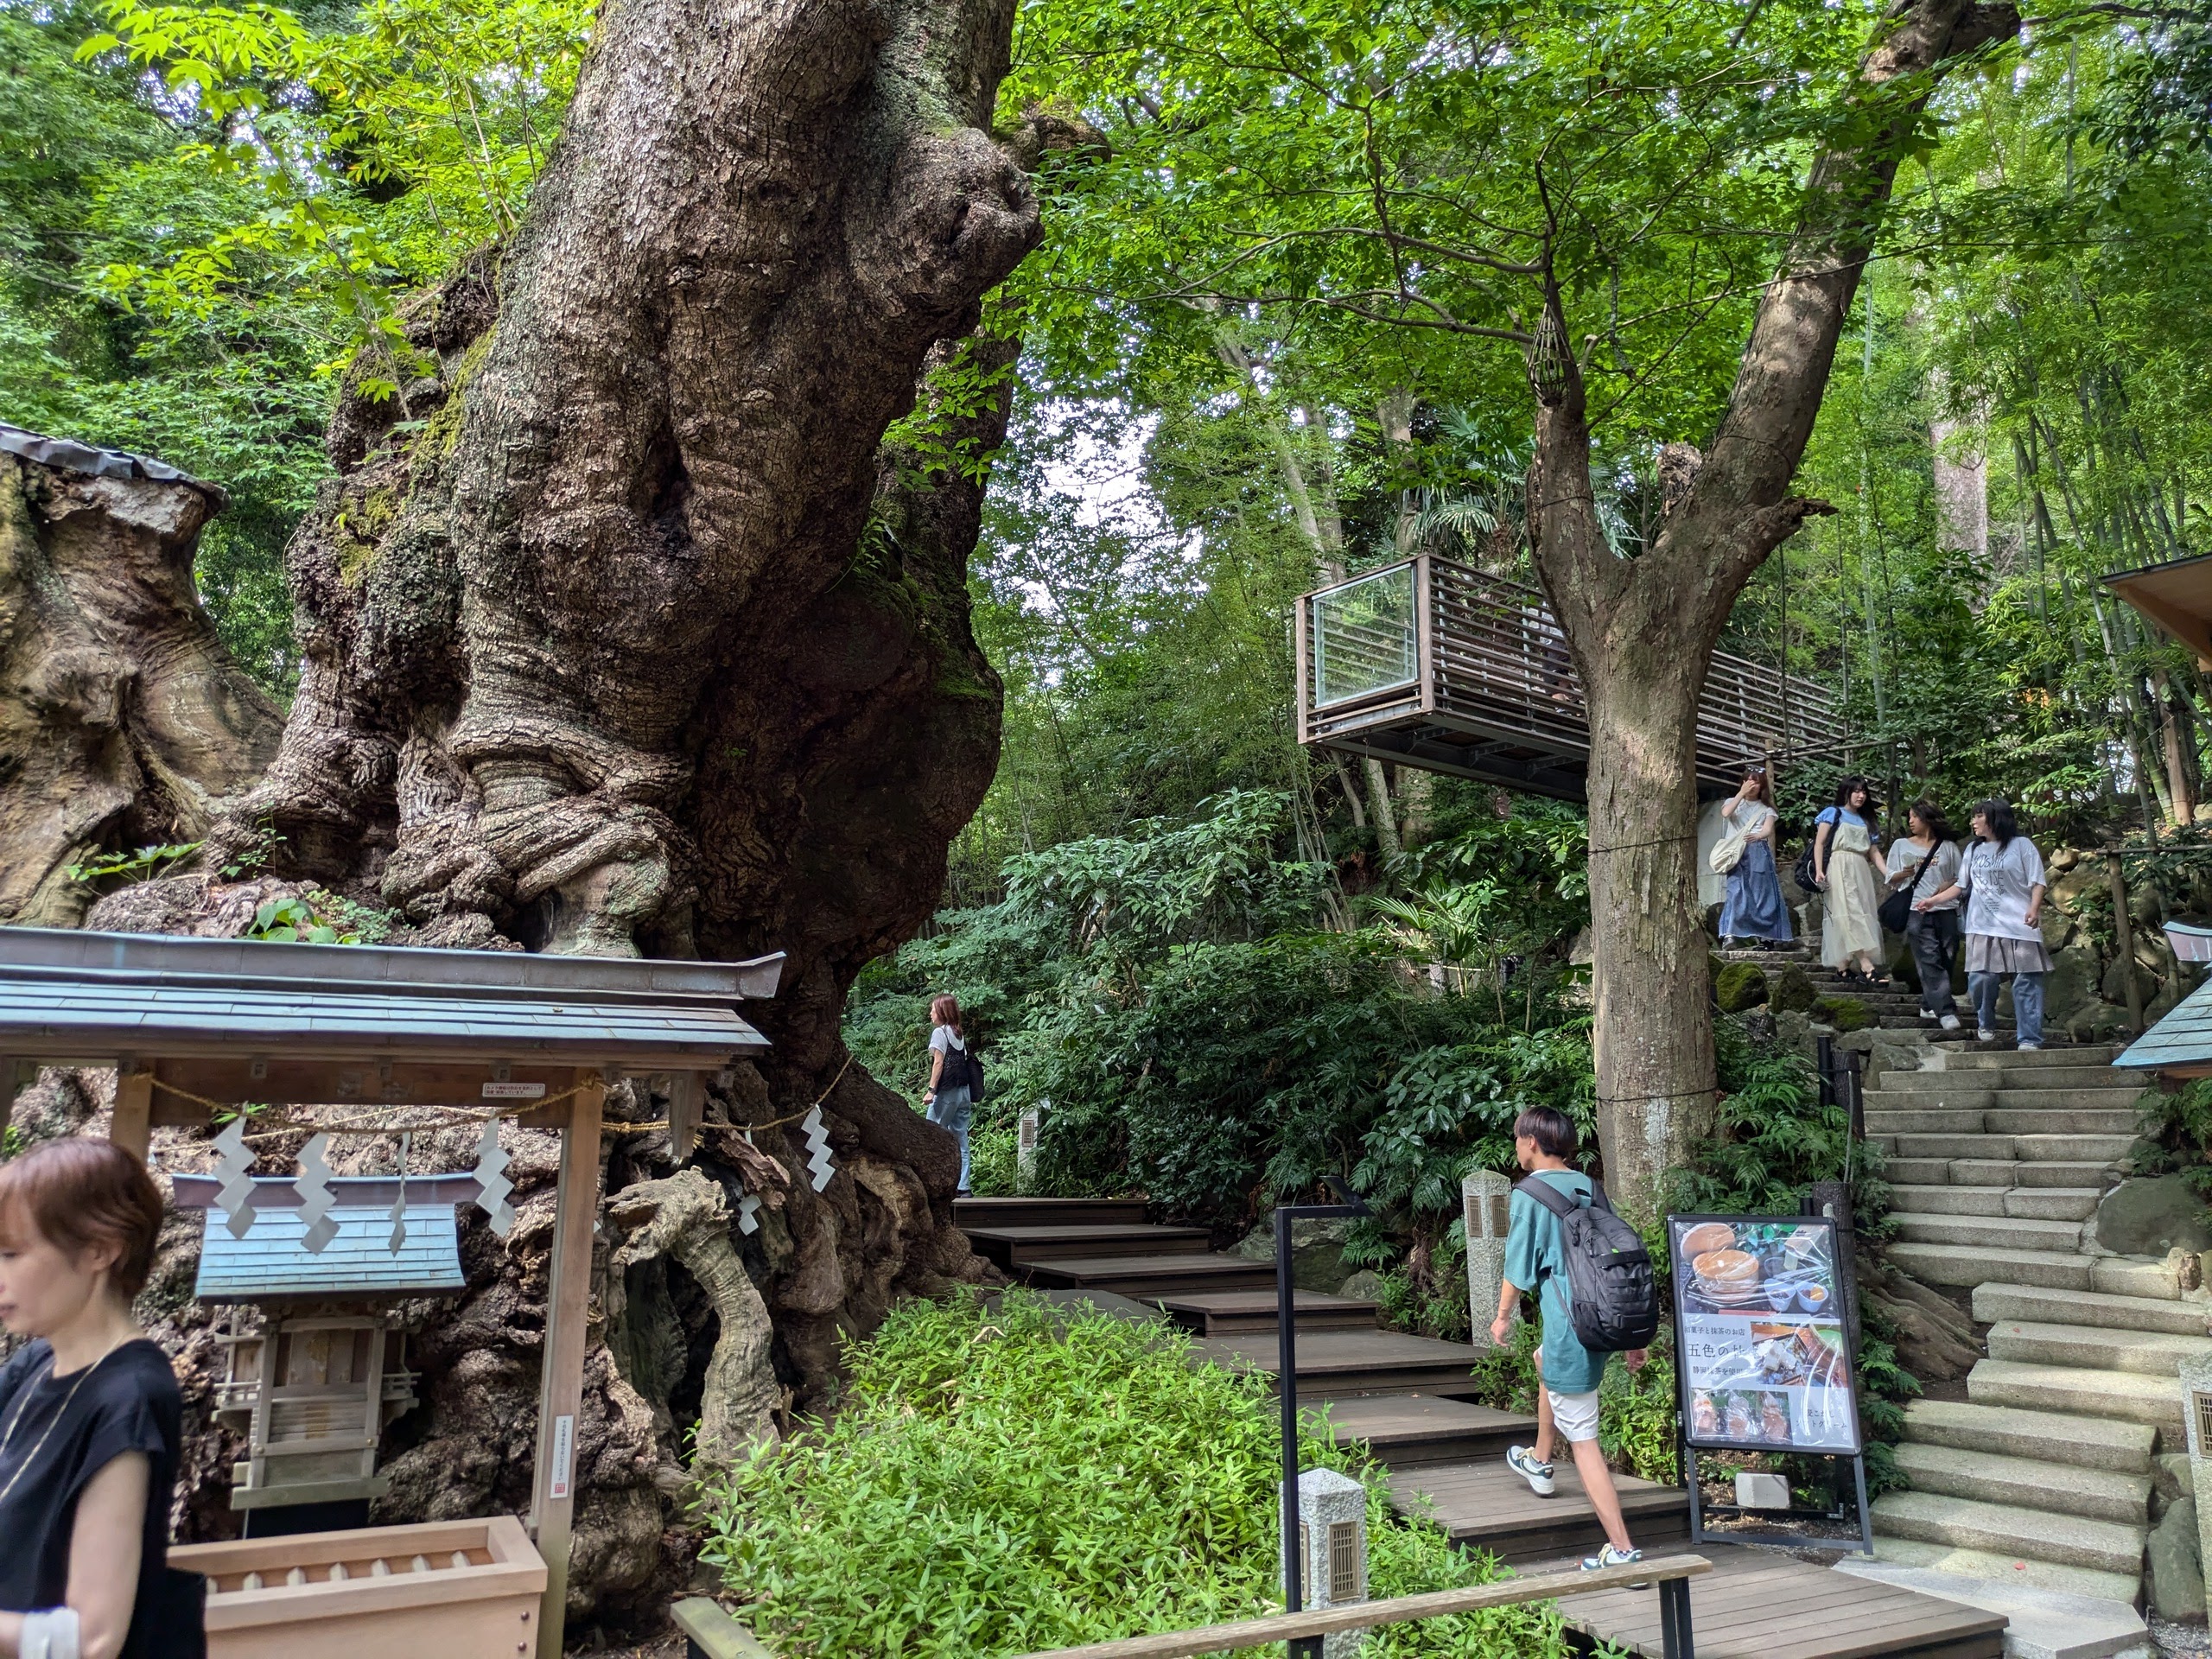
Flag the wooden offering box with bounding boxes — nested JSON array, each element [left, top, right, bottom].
[[170, 1516, 546, 1659]]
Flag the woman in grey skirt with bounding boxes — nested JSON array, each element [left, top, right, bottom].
[[1916, 798, 2050, 1049]]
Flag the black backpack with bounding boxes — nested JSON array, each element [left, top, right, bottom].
[[1515, 1175, 1660, 1352], [946, 1039, 988, 1103]]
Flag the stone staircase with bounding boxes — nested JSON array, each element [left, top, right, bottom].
[[1864, 1043, 2209, 1608]]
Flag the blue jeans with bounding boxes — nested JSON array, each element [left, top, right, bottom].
[[928, 1084, 973, 1190], [1968, 969, 2044, 1046]]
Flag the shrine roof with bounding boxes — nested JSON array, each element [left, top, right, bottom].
[[0, 926, 779, 1068], [194, 1180, 467, 1301]]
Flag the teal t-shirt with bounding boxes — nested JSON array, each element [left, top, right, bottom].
[[1503, 1168, 1605, 1395]]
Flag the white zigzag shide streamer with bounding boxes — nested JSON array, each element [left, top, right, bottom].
[[213, 1117, 257, 1241], [801, 1107, 835, 1193], [296, 1134, 338, 1255], [737, 1194, 761, 1236], [389, 1133, 411, 1255], [473, 1119, 515, 1237]]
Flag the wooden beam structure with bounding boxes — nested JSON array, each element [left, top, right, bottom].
[[0, 925, 783, 1655], [531, 1070, 607, 1657]]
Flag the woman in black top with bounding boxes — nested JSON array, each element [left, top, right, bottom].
[[0, 1138, 180, 1659]]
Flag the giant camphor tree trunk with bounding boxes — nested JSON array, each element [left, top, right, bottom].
[[2, 0, 1052, 1630], [1527, 0, 2020, 1212], [0, 431, 282, 924]]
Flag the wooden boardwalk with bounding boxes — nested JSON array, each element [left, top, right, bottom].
[[1559, 1544, 2005, 1659], [956, 1199, 2009, 1659]]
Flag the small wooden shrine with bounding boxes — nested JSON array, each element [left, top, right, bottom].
[[0, 924, 782, 1659], [184, 1173, 471, 1529]]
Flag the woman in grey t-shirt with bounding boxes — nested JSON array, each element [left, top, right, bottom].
[[1885, 800, 1963, 1029], [1917, 798, 2050, 1049]]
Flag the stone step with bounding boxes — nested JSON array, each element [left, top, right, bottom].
[[1891, 1134, 2013, 1160], [1982, 1064, 2141, 1090], [1986, 1109, 2142, 1137], [1886, 1157, 1953, 1185], [1989, 1093, 2145, 1119], [1888, 1185, 2105, 1222], [1974, 1282, 2212, 1339], [1950, 1046, 2121, 1069], [1968, 1358, 2188, 1441], [1876, 1068, 1989, 1091], [2015, 1135, 2137, 1164], [1951, 1159, 2121, 1190], [1900, 1397, 2156, 1475], [1859, 1540, 2150, 1621], [1866, 1108, 1993, 1135], [1891, 1440, 2152, 1526], [1894, 1212, 2086, 1252], [1888, 1243, 2095, 1292], [1986, 1319, 2212, 1377], [1870, 1490, 2146, 1578], [2088, 1257, 2189, 1301]]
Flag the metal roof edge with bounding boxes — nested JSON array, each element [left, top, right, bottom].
[[0, 926, 784, 1002]]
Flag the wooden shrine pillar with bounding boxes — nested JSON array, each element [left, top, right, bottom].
[[111, 1069, 154, 1163], [531, 1069, 605, 1659]]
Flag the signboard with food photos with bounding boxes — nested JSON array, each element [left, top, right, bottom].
[[1668, 1213, 1862, 1458]]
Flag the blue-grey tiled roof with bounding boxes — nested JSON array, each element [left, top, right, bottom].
[[2115, 976, 2212, 1071], [0, 926, 779, 1066], [195, 1196, 466, 1302]]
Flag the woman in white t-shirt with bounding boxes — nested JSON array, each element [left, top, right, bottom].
[[1916, 798, 2050, 1049], [924, 994, 975, 1196], [1885, 799, 1964, 1030]]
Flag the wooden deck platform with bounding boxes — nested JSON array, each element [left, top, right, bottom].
[[1559, 1544, 2006, 1659]]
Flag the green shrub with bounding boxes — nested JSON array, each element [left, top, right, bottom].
[[693, 1290, 1575, 1657], [2129, 1077, 2212, 1198]]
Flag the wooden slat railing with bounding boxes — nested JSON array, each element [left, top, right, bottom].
[[1007, 1553, 1710, 1659], [1297, 555, 1846, 791]]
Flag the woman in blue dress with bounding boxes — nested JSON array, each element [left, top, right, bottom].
[[1718, 766, 1792, 946]]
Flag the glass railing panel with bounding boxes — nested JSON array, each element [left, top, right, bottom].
[[1310, 563, 1417, 708]]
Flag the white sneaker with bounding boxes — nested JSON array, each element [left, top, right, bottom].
[[1977, 1028, 1998, 1042], [1918, 1008, 1938, 1021], [2017, 1041, 2041, 1051], [1580, 1544, 1643, 1571], [1940, 1014, 1961, 1031], [1506, 1445, 1555, 1497]]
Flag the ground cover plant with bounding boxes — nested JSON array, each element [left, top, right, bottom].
[[692, 1289, 1587, 1657]]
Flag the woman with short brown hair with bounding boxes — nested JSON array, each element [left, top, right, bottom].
[[0, 1137, 185, 1659]]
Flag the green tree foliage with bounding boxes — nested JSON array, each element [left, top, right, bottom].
[[693, 1289, 1578, 1657]]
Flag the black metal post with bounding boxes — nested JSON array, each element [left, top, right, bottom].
[[1276, 1181, 1370, 1659], [1815, 1033, 1836, 1109], [1658, 1575, 1696, 1659]]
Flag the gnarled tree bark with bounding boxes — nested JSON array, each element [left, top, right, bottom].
[[1528, 0, 2021, 1211], [0, 434, 281, 925]]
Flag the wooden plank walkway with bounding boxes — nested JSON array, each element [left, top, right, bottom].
[[1558, 1545, 2005, 1659]]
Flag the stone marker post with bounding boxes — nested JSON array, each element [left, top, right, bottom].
[[1465, 1169, 1516, 1352], [2175, 1352, 2212, 1616], [1288, 1465, 1368, 1657], [1017, 1102, 1042, 1192]]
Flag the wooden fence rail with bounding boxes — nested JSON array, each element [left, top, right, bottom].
[[1009, 1553, 1710, 1659], [675, 1554, 1711, 1659]]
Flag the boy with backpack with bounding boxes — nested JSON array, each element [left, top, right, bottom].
[[1488, 1105, 1656, 1570]]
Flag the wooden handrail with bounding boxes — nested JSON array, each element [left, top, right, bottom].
[[1007, 1553, 1712, 1659]]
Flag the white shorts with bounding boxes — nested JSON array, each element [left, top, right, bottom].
[[1545, 1387, 1601, 1443]]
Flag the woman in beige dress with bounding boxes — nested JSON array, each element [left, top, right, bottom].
[[1814, 777, 1887, 982]]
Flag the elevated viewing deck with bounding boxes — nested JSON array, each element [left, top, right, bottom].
[[1296, 556, 1847, 799]]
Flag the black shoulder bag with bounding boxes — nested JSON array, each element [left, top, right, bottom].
[[1878, 838, 1943, 936]]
